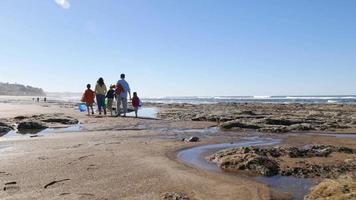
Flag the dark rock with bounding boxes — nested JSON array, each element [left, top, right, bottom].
[[17, 121, 47, 130], [0, 122, 13, 135], [161, 192, 190, 200], [245, 156, 280, 176], [186, 136, 199, 142], [219, 120, 260, 130], [14, 116, 27, 120], [264, 118, 298, 126]]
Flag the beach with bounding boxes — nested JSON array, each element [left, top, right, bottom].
[[0, 96, 355, 200]]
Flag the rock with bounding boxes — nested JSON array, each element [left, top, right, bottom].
[[219, 120, 261, 130], [41, 117, 78, 125], [259, 126, 289, 133], [14, 116, 27, 120], [264, 118, 298, 126], [245, 155, 280, 176], [17, 121, 47, 130], [288, 123, 315, 131], [208, 148, 279, 176], [338, 147, 355, 154], [208, 145, 355, 178], [0, 122, 13, 135], [184, 136, 199, 142], [304, 174, 356, 200], [161, 192, 190, 200]]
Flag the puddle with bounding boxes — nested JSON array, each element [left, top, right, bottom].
[[289, 132, 356, 139], [255, 176, 316, 200], [126, 107, 158, 119], [177, 137, 280, 172], [2, 124, 83, 138], [177, 137, 316, 200]]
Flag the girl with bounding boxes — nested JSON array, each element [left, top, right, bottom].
[[95, 77, 107, 115], [81, 84, 95, 115], [131, 92, 141, 118]]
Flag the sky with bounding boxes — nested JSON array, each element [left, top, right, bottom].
[[0, 0, 355, 97]]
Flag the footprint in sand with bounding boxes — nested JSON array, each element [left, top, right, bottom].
[[67, 144, 83, 149], [87, 164, 98, 171], [68, 155, 94, 165], [44, 179, 70, 189], [0, 171, 11, 176], [3, 181, 20, 193]]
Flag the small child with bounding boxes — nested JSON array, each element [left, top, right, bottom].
[[106, 85, 116, 116], [81, 84, 95, 115], [131, 92, 141, 118]]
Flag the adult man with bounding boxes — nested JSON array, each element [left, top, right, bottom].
[[116, 73, 131, 117]]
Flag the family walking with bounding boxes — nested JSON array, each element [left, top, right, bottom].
[[81, 74, 141, 117]]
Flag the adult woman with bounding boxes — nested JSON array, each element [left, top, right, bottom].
[[95, 77, 107, 115]]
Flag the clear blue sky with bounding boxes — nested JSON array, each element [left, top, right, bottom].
[[0, 0, 355, 97]]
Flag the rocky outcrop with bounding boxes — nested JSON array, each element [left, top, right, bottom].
[[156, 103, 356, 133], [41, 117, 78, 125], [0, 82, 45, 96], [17, 121, 47, 130], [220, 120, 261, 130], [208, 145, 356, 178], [304, 173, 356, 200]]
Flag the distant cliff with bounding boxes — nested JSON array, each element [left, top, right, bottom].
[[0, 82, 46, 96]]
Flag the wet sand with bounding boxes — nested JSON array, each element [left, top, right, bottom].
[[0, 97, 355, 200]]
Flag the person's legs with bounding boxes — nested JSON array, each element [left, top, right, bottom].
[[102, 95, 107, 115], [86, 104, 90, 115], [90, 105, 94, 114], [107, 98, 113, 116], [122, 97, 128, 116], [116, 96, 122, 117], [134, 107, 138, 118], [96, 95, 102, 114]]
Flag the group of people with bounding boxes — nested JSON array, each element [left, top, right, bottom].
[[81, 74, 141, 118]]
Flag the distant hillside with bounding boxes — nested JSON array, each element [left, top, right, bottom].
[[0, 82, 46, 96]]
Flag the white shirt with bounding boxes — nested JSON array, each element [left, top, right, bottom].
[[117, 79, 130, 98]]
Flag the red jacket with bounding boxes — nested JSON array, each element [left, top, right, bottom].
[[81, 89, 95, 104], [132, 96, 140, 107]]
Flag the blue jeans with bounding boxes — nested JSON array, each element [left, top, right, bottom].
[[96, 94, 106, 112]]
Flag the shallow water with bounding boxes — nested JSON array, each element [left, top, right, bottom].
[[126, 107, 158, 119], [177, 137, 316, 200], [3, 124, 83, 138]]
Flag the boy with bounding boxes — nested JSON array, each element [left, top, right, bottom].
[[81, 84, 95, 115], [106, 85, 116, 116]]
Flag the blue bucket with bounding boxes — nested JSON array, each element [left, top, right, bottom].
[[79, 103, 87, 112]]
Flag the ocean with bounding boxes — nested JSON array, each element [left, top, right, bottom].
[[46, 93, 356, 105]]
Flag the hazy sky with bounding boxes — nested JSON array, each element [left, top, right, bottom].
[[0, 0, 355, 97]]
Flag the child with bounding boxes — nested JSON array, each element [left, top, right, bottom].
[[131, 92, 141, 118], [106, 85, 116, 116], [81, 84, 95, 115]]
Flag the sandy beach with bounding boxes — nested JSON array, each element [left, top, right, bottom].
[[0, 97, 355, 200]]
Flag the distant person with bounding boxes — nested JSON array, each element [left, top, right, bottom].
[[95, 77, 107, 115], [81, 84, 95, 115], [36, 97, 39, 102], [131, 92, 141, 118], [44, 97, 47, 102], [116, 74, 131, 117], [106, 85, 116, 116]]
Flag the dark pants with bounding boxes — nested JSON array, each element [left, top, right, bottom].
[[96, 94, 106, 112]]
